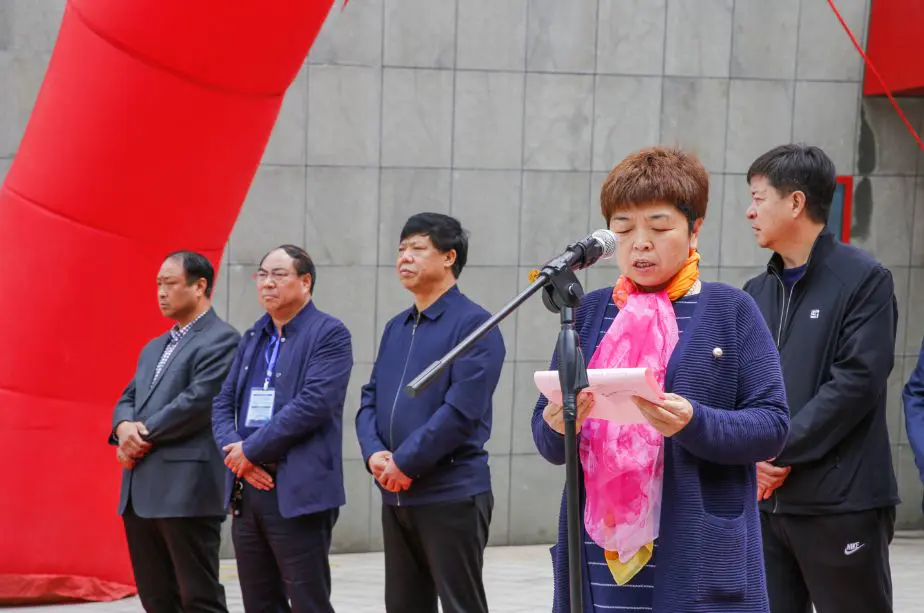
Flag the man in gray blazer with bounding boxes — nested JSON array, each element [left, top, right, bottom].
[[110, 250, 240, 613]]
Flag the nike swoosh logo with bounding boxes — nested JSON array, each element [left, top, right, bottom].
[[844, 543, 865, 555]]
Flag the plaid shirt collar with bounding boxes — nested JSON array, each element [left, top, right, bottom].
[[169, 309, 209, 343]]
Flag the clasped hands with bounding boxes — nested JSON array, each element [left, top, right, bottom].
[[757, 459, 791, 501], [222, 441, 275, 492], [115, 421, 151, 469], [543, 390, 694, 437], [368, 451, 412, 493]]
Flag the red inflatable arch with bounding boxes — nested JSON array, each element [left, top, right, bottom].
[[0, 0, 334, 603]]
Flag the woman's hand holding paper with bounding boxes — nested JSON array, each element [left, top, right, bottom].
[[631, 392, 693, 437]]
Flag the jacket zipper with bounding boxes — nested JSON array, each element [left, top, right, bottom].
[[773, 273, 802, 348], [767, 235, 824, 513], [771, 231, 822, 348], [387, 312, 420, 506], [771, 272, 800, 514]]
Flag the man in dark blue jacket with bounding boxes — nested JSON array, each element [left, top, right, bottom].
[[212, 244, 353, 613], [903, 337, 924, 515], [356, 212, 506, 613]]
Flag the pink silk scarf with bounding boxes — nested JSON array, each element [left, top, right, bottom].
[[579, 289, 679, 571]]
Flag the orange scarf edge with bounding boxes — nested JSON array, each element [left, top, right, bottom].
[[612, 249, 701, 309]]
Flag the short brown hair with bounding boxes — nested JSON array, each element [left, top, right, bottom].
[[600, 146, 709, 228]]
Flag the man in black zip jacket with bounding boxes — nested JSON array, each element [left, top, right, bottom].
[[742, 144, 899, 613]]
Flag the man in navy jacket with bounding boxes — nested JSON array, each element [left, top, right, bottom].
[[904, 337, 924, 515], [213, 244, 353, 613], [356, 212, 506, 613]]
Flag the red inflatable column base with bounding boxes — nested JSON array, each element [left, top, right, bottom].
[[0, 575, 136, 605]]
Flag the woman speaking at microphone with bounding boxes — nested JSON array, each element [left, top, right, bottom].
[[532, 146, 789, 613]]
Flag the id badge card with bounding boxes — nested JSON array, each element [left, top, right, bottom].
[[246, 388, 275, 428]]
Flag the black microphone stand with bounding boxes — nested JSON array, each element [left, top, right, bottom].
[[406, 257, 589, 613]]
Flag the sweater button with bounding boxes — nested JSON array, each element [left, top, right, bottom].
[[712, 347, 723, 358]]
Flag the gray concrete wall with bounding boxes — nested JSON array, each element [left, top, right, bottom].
[[2, 0, 922, 555], [857, 96, 924, 531]]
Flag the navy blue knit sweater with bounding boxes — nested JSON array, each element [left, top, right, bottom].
[[532, 282, 790, 613]]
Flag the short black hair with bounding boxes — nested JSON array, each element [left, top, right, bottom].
[[746, 143, 837, 225], [164, 250, 215, 298], [400, 212, 469, 278], [260, 244, 316, 292]]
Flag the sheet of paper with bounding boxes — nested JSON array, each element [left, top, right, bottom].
[[533, 368, 662, 425]]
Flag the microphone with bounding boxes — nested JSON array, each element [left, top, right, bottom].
[[531, 229, 618, 280]]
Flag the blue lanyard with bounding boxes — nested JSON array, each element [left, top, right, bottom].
[[263, 335, 281, 390]]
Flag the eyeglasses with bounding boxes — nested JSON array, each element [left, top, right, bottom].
[[252, 270, 294, 284]]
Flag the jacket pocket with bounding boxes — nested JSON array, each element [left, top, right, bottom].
[[161, 447, 208, 462], [549, 544, 567, 613], [695, 512, 748, 603]]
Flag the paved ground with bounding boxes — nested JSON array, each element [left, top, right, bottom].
[[14, 534, 924, 612]]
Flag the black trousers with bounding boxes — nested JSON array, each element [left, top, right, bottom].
[[761, 507, 895, 613], [382, 491, 493, 613], [122, 502, 227, 613], [232, 483, 339, 613]]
